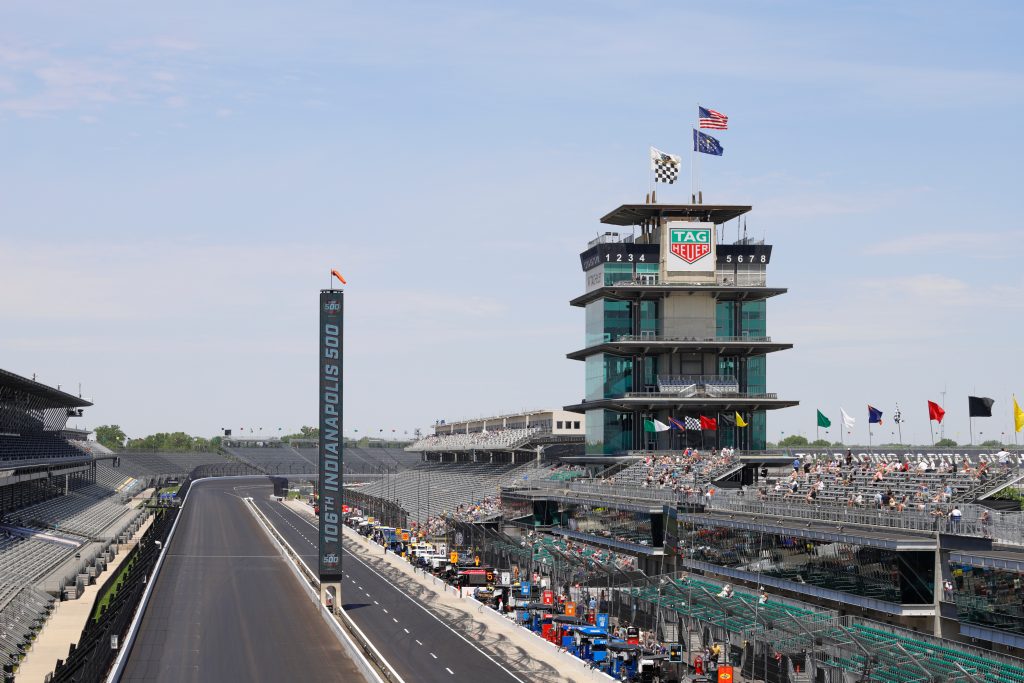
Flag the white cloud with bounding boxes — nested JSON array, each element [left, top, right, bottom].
[[864, 231, 1024, 257]]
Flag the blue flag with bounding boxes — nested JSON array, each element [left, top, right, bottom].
[[868, 405, 884, 425], [693, 129, 724, 156]]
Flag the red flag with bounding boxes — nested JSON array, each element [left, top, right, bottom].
[[928, 400, 946, 423], [699, 415, 717, 431]]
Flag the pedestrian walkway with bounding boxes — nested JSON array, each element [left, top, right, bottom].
[[17, 514, 156, 683]]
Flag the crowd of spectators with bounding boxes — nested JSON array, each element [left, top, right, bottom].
[[601, 447, 738, 491], [755, 450, 1007, 515]]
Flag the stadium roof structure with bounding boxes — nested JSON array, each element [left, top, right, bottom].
[[566, 339, 793, 361], [601, 204, 751, 226], [565, 395, 799, 413], [570, 284, 787, 308], [0, 369, 92, 408]]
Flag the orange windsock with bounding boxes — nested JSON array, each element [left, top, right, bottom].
[[331, 269, 347, 285]]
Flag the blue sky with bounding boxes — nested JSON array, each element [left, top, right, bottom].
[[1, 1, 1022, 446]]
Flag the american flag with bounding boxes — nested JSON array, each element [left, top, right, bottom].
[[699, 106, 728, 130]]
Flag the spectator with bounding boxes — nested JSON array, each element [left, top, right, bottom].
[[949, 506, 963, 532], [980, 509, 992, 538]]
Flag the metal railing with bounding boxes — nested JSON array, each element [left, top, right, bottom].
[[605, 272, 768, 288], [623, 389, 778, 400], [612, 333, 773, 343]]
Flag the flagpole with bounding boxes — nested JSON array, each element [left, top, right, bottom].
[[970, 417, 974, 446], [694, 103, 700, 203], [929, 417, 935, 446]]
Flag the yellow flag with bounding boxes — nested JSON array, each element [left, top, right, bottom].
[[1015, 396, 1024, 433], [735, 412, 748, 428]]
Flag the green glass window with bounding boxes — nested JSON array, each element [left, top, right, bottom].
[[603, 263, 633, 286]]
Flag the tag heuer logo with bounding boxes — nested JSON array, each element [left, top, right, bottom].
[[670, 228, 711, 264]]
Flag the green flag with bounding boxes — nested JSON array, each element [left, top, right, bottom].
[[644, 419, 670, 433], [816, 410, 832, 428]]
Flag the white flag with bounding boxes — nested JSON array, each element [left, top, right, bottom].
[[650, 146, 681, 184], [645, 418, 671, 432], [841, 408, 856, 430]]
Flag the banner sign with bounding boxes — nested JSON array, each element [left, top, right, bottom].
[[595, 613, 609, 629], [665, 221, 716, 274], [319, 289, 344, 581], [791, 449, 1023, 465]]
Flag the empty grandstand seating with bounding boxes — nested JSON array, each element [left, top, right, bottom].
[[0, 586, 55, 674], [655, 376, 697, 396], [224, 446, 317, 474], [355, 461, 558, 522], [108, 451, 235, 486], [4, 481, 136, 540], [407, 427, 542, 452], [0, 434, 86, 464]]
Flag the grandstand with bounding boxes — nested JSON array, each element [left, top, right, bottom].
[[223, 439, 418, 475], [407, 408, 584, 462], [351, 460, 559, 524], [0, 369, 167, 677]]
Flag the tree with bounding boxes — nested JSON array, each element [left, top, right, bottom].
[[810, 439, 831, 447], [94, 425, 127, 450], [935, 438, 957, 448], [281, 426, 319, 443], [980, 440, 1004, 448], [778, 435, 809, 447]]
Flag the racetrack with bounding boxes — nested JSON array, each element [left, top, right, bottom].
[[244, 484, 534, 683], [120, 478, 364, 682]]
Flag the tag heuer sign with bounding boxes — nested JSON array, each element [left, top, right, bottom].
[[670, 227, 712, 264]]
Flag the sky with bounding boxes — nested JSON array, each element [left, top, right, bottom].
[[1, 1, 1022, 446]]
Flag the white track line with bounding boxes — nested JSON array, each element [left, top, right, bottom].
[[285, 510, 527, 683]]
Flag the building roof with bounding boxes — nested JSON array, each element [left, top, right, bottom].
[[566, 339, 793, 361], [564, 395, 798, 413], [0, 368, 92, 408], [680, 510, 936, 551], [601, 204, 752, 227]]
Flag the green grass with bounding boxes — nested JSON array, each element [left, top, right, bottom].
[[158, 485, 180, 495], [93, 556, 137, 621]]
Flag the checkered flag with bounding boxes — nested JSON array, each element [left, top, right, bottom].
[[684, 416, 701, 431], [893, 405, 902, 424], [650, 146, 681, 184]]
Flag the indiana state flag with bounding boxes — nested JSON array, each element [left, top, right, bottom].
[[693, 129, 724, 156]]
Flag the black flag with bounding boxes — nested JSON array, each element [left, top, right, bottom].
[[719, 413, 736, 427], [968, 396, 995, 417]]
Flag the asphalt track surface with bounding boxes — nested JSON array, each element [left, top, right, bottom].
[[120, 479, 363, 682], [243, 483, 534, 683]]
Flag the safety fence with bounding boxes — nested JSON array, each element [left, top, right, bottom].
[[48, 508, 177, 683]]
